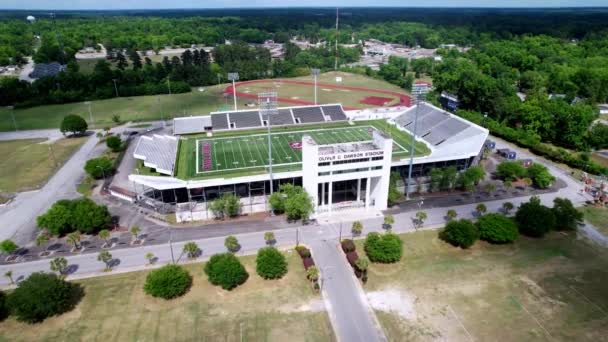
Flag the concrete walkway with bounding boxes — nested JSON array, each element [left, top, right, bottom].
[[312, 237, 385, 342]]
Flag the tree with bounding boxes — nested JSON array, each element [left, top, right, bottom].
[[97, 251, 113, 270], [106, 136, 122, 152], [36, 233, 50, 248], [7, 272, 83, 323], [264, 231, 275, 245], [84, 157, 114, 179], [111, 114, 121, 124], [37, 198, 111, 235], [204, 253, 249, 290], [256, 247, 288, 280], [268, 192, 285, 213], [484, 183, 497, 194], [98, 229, 111, 246], [476, 203, 487, 216], [515, 196, 556, 237], [49, 257, 68, 276], [129, 50, 142, 70], [0, 239, 18, 254], [0, 290, 8, 321], [144, 264, 192, 299], [383, 214, 395, 230], [552, 198, 583, 231], [145, 252, 156, 265], [116, 52, 128, 70], [60, 115, 88, 136], [270, 184, 313, 221], [130, 225, 141, 240], [352, 221, 363, 236], [209, 193, 242, 219], [388, 172, 402, 205], [527, 163, 555, 189], [4, 271, 13, 285], [364, 232, 403, 263], [225, 235, 239, 252], [439, 219, 479, 249], [182, 242, 200, 259], [415, 211, 427, 228], [502, 202, 515, 214], [496, 161, 527, 181], [446, 209, 458, 221], [66, 231, 81, 250], [477, 214, 519, 243]]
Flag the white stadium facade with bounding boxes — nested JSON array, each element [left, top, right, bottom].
[[128, 102, 488, 222]]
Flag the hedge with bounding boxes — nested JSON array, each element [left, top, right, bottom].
[[364, 232, 403, 263], [295, 245, 311, 258], [341, 239, 356, 253], [144, 264, 192, 299], [346, 251, 359, 267], [302, 257, 315, 270], [476, 214, 519, 244], [439, 219, 479, 248]]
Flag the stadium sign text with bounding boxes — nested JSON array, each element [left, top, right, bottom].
[[318, 150, 384, 162]]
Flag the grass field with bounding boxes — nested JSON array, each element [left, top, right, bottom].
[[0, 137, 87, 192], [0, 72, 411, 132], [0, 251, 335, 342], [77, 54, 182, 74], [355, 230, 608, 341], [175, 120, 430, 180], [580, 205, 608, 237]]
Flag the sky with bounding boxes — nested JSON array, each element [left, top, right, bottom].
[[2, 0, 608, 10]]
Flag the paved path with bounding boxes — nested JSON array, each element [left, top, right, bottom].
[[0, 128, 64, 142], [312, 237, 385, 342]]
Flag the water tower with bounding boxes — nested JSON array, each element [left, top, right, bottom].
[[26, 15, 36, 23]]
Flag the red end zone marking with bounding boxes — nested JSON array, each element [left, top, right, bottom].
[[224, 79, 412, 109]]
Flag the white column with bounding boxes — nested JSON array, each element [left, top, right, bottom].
[[365, 177, 371, 209], [321, 182, 325, 206], [328, 181, 333, 213], [356, 178, 361, 202]]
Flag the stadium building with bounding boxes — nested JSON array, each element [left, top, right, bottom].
[[128, 102, 488, 222]]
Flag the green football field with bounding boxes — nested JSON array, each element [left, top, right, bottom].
[[175, 120, 431, 180]]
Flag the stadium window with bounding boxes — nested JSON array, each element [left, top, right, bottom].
[[318, 171, 331, 176], [371, 156, 383, 161], [318, 162, 330, 167], [332, 158, 369, 165], [371, 166, 382, 170], [332, 167, 369, 175]]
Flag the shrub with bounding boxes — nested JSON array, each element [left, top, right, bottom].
[[477, 214, 519, 243], [527, 163, 555, 189], [515, 196, 556, 237], [60, 114, 87, 136], [351, 221, 363, 236], [144, 264, 192, 299], [204, 253, 249, 290], [295, 245, 311, 258], [0, 239, 18, 254], [7, 272, 83, 323], [496, 161, 526, 181], [84, 157, 114, 179], [439, 219, 479, 248], [346, 251, 359, 266], [224, 235, 239, 252], [364, 232, 402, 263], [552, 198, 583, 231], [341, 239, 356, 253], [302, 257, 315, 270], [105, 136, 122, 152], [256, 247, 288, 280], [0, 291, 8, 321]]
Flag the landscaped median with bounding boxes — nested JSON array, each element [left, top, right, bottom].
[[0, 250, 335, 341]]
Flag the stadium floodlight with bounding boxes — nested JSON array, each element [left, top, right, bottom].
[[311, 68, 320, 105], [84, 101, 94, 128], [6, 106, 17, 131], [259, 91, 278, 197], [405, 85, 428, 200], [228, 72, 239, 111]]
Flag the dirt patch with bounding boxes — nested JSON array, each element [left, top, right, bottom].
[[280, 299, 326, 313], [367, 288, 417, 320]]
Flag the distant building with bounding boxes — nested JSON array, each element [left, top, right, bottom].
[[29, 62, 66, 79], [440, 92, 459, 112], [598, 104, 608, 115]]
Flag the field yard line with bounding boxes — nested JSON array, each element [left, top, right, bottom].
[[447, 305, 474, 342], [219, 141, 228, 170], [234, 137, 249, 166], [276, 134, 299, 162], [570, 286, 608, 317], [212, 140, 219, 171], [239, 137, 257, 164], [252, 136, 269, 166], [190, 161, 302, 174], [512, 296, 554, 340]]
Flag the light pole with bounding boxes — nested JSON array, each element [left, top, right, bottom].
[[112, 79, 119, 97], [158, 97, 165, 127], [259, 91, 278, 197], [167, 78, 172, 95], [405, 84, 428, 200], [84, 101, 94, 128], [6, 106, 17, 131], [228, 72, 239, 111], [311, 68, 320, 105]]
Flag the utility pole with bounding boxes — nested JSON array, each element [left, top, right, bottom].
[[405, 84, 428, 200], [228, 72, 239, 111], [84, 101, 94, 128], [158, 97, 165, 127], [167, 78, 172, 95], [112, 79, 119, 97], [311, 68, 320, 105], [259, 91, 278, 197], [6, 106, 17, 131], [335, 8, 339, 70]]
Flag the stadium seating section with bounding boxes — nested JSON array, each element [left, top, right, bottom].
[[394, 103, 472, 146]]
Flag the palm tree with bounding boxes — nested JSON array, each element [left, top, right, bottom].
[[504, 180, 513, 191], [145, 252, 155, 265], [502, 202, 514, 214], [264, 231, 275, 245], [446, 209, 458, 221], [351, 221, 363, 236], [484, 183, 496, 195], [130, 225, 141, 241], [98, 229, 111, 247], [383, 215, 395, 230], [66, 232, 82, 250], [182, 241, 199, 259], [415, 211, 428, 228], [476, 203, 487, 216], [4, 270, 13, 284], [36, 233, 50, 248], [224, 235, 239, 252], [97, 251, 113, 270], [49, 257, 68, 276]]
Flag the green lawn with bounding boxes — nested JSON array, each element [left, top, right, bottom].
[[0, 251, 335, 342], [356, 230, 608, 341], [0, 72, 410, 132], [175, 120, 430, 180], [580, 205, 608, 236], [0, 137, 87, 192]]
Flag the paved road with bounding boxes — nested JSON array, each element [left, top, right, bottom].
[[312, 238, 385, 342], [0, 128, 64, 142]]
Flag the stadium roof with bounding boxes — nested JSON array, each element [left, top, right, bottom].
[[133, 134, 179, 175], [29, 62, 66, 79]]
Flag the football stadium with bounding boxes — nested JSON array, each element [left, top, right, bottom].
[[129, 101, 488, 222]]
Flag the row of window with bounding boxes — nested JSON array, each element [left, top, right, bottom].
[[318, 156, 384, 167], [318, 165, 383, 176]]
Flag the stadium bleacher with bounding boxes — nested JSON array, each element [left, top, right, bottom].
[[173, 116, 212, 135], [211, 113, 230, 130], [262, 109, 295, 126], [133, 134, 179, 175], [321, 105, 348, 121], [228, 111, 263, 129], [292, 106, 326, 123]]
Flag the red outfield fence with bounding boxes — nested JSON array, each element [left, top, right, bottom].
[[224, 79, 412, 110]]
